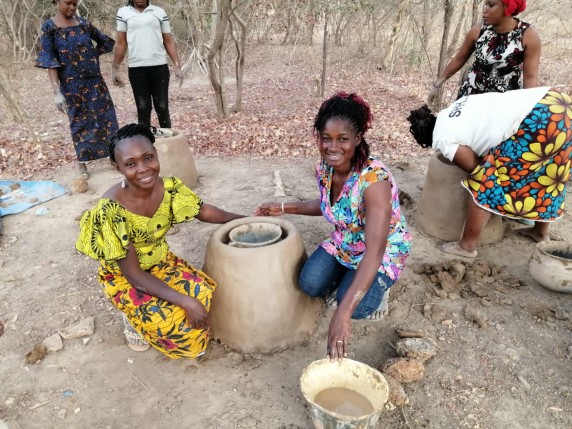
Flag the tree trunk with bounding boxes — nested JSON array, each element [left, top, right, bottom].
[[435, 0, 454, 110], [231, 8, 248, 113], [457, 0, 482, 89], [207, 0, 232, 119], [382, 0, 410, 71], [0, 65, 39, 143], [319, 5, 329, 98]]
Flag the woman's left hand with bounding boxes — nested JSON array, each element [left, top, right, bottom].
[[327, 309, 351, 361], [174, 67, 183, 88]]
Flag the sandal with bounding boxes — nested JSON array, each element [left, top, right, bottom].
[[325, 291, 337, 309], [122, 314, 150, 352], [366, 288, 390, 322]]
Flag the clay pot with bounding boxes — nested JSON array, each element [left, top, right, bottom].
[[528, 241, 572, 294], [415, 153, 503, 244], [154, 129, 198, 189], [203, 216, 322, 353]]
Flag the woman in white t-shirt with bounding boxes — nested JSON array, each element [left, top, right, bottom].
[[408, 87, 572, 257], [112, 0, 182, 128]]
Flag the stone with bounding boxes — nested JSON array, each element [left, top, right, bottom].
[[470, 282, 491, 297], [238, 416, 258, 428], [395, 337, 438, 363], [384, 374, 409, 406], [395, 328, 428, 338], [59, 317, 95, 340], [382, 358, 425, 384], [42, 333, 63, 353], [72, 177, 88, 194], [431, 304, 448, 323], [464, 307, 487, 328]]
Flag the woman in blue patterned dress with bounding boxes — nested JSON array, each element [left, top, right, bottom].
[[256, 93, 412, 360], [36, 0, 118, 178], [428, 0, 540, 104]]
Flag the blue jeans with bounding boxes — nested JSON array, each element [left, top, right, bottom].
[[299, 247, 394, 319]]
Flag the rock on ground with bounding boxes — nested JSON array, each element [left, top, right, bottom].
[[384, 374, 409, 406], [59, 316, 95, 340], [381, 358, 425, 384], [42, 333, 63, 353], [395, 338, 437, 363]]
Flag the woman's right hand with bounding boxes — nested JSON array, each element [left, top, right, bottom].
[[182, 297, 209, 330], [254, 202, 283, 216]]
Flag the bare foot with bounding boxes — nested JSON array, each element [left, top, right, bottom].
[[78, 162, 88, 178], [519, 227, 550, 243], [440, 241, 478, 258]]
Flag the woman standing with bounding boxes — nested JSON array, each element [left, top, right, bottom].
[[36, 0, 118, 178], [112, 0, 182, 129], [428, 0, 540, 104], [256, 93, 411, 360], [76, 124, 244, 358]]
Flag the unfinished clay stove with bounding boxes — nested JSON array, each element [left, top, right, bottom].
[[415, 153, 503, 244], [203, 216, 322, 353], [154, 129, 198, 189]]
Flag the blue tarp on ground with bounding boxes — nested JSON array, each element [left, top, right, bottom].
[[0, 180, 66, 216]]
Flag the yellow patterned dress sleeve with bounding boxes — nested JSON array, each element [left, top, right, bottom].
[[164, 177, 203, 224], [75, 199, 130, 262]]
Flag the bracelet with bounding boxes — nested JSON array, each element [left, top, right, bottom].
[[281, 202, 285, 214]]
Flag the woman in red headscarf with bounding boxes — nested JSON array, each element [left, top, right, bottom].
[[428, 0, 540, 103]]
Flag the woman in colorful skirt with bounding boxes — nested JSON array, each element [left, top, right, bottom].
[[408, 87, 571, 258], [35, 0, 118, 178], [76, 124, 244, 358]]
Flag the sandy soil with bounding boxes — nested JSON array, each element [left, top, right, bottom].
[[1, 45, 571, 429], [1, 153, 571, 429]]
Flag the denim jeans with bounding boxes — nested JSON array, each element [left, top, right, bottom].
[[299, 246, 394, 319]]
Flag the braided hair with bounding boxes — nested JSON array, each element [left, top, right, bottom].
[[109, 123, 156, 163], [313, 92, 373, 169], [407, 105, 436, 149]]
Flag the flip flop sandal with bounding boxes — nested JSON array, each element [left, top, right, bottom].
[[325, 291, 337, 309], [122, 313, 150, 352], [366, 288, 390, 322]]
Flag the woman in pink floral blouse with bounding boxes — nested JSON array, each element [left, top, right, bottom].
[[256, 92, 412, 360]]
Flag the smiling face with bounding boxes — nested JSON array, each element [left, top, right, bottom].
[[113, 135, 160, 190], [56, 0, 78, 18], [483, 0, 507, 25], [318, 117, 361, 172]]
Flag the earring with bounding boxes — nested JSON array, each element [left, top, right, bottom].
[[121, 179, 127, 189]]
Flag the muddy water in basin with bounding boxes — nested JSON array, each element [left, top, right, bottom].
[[314, 387, 374, 417]]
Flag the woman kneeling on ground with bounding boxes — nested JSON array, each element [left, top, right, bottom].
[[76, 124, 244, 358], [255, 93, 412, 360], [408, 87, 572, 258]]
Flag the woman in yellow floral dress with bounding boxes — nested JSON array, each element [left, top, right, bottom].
[[408, 87, 571, 258], [76, 123, 244, 358]]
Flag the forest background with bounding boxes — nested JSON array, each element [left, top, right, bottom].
[[0, 0, 571, 179]]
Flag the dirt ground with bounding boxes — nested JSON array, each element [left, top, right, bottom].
[[1, 45, 572, 429]]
